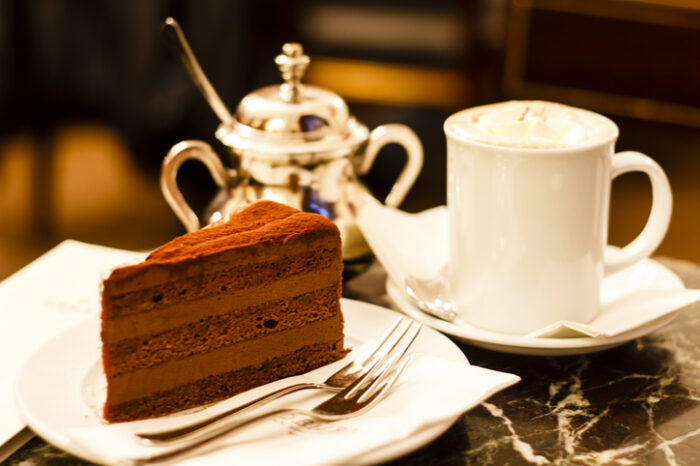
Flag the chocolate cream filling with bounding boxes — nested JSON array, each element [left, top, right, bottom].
[[105, 315, 344, 405], [101, 268, 340, 342]]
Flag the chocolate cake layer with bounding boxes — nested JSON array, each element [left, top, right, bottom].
[[103, 242, 339, 318], [104, 340, 346, 423], [100, 201, 346, 422], [105, 314, 344, 405], [104, 287, 340, 375], [103, 209, 339, 294], [101, 268, 340, 343]]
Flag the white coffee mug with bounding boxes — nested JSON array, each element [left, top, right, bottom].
[[445, 101, 672, 335]]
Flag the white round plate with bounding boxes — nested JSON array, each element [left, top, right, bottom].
[[386, 256, 686, 356], [15, 298, 467, 465]]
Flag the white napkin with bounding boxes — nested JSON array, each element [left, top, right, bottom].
[[68, 355, 519, 466], [0, 240, 146, 447], [353, 187, 448, 286], [528, 287, 700, 338], [354, 197, 700, 339]]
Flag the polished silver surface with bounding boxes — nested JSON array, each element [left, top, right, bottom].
[[160, 34, 424, 261], [221, 42, 366, 158], [135, 317, 420, 444], [405, 273, 459, 322], [126, 334, 416, 465], [274, 42, 309, 104]]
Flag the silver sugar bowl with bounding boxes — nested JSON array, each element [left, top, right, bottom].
[[160, 23, 423, 263]]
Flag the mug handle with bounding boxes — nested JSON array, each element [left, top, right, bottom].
[[358, 124, 424, 207], [161, 140, 235, 232], [604, 151, 673, 274]]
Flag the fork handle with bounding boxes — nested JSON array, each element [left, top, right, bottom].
[[137, 382, 330, 444], [128, 408, 300, 465]]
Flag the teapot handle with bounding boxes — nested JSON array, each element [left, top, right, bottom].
[[160, 140, 235, 232], [358, 124, 423, 207]]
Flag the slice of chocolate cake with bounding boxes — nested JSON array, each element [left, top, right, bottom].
[[100, 201, 347, 422]]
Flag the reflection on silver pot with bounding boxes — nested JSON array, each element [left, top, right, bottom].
[[160, 20, 423, 263]]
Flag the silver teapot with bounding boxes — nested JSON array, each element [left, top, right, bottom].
[[160, 19, 423, 262]]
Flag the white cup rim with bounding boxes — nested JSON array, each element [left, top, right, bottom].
[[444, 102, 620, 154]]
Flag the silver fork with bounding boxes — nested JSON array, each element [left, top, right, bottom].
[[136, 317, 422, 444], [126, 346, 413, 465]]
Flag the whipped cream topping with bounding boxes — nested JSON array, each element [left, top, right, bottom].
[[446, 101, 616, 149]]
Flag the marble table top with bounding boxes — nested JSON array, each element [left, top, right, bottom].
[[5, 256, 700, 465]]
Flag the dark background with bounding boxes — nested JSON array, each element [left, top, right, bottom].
[[1, 0, 699, 279]]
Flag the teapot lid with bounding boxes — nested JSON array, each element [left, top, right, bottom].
[[216, 43, 368, 158]]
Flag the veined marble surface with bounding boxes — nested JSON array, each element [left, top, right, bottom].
[[6, 257, 700, 465], [358, 257, 700, 465]]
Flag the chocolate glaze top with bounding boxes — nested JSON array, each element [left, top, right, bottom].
[[106, 201, 340, 283]]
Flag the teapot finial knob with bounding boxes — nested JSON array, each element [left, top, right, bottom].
[[275, 42, 310, 103]]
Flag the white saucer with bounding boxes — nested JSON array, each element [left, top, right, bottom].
[[386, 256, 687, 356], [15, 299, 470, 465]]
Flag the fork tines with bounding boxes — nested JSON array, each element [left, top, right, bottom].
[[345, 319, 421, 400]]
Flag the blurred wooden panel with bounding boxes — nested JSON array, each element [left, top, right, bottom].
[[306, 57, 471, 108], [504, 0, 700, 127]]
